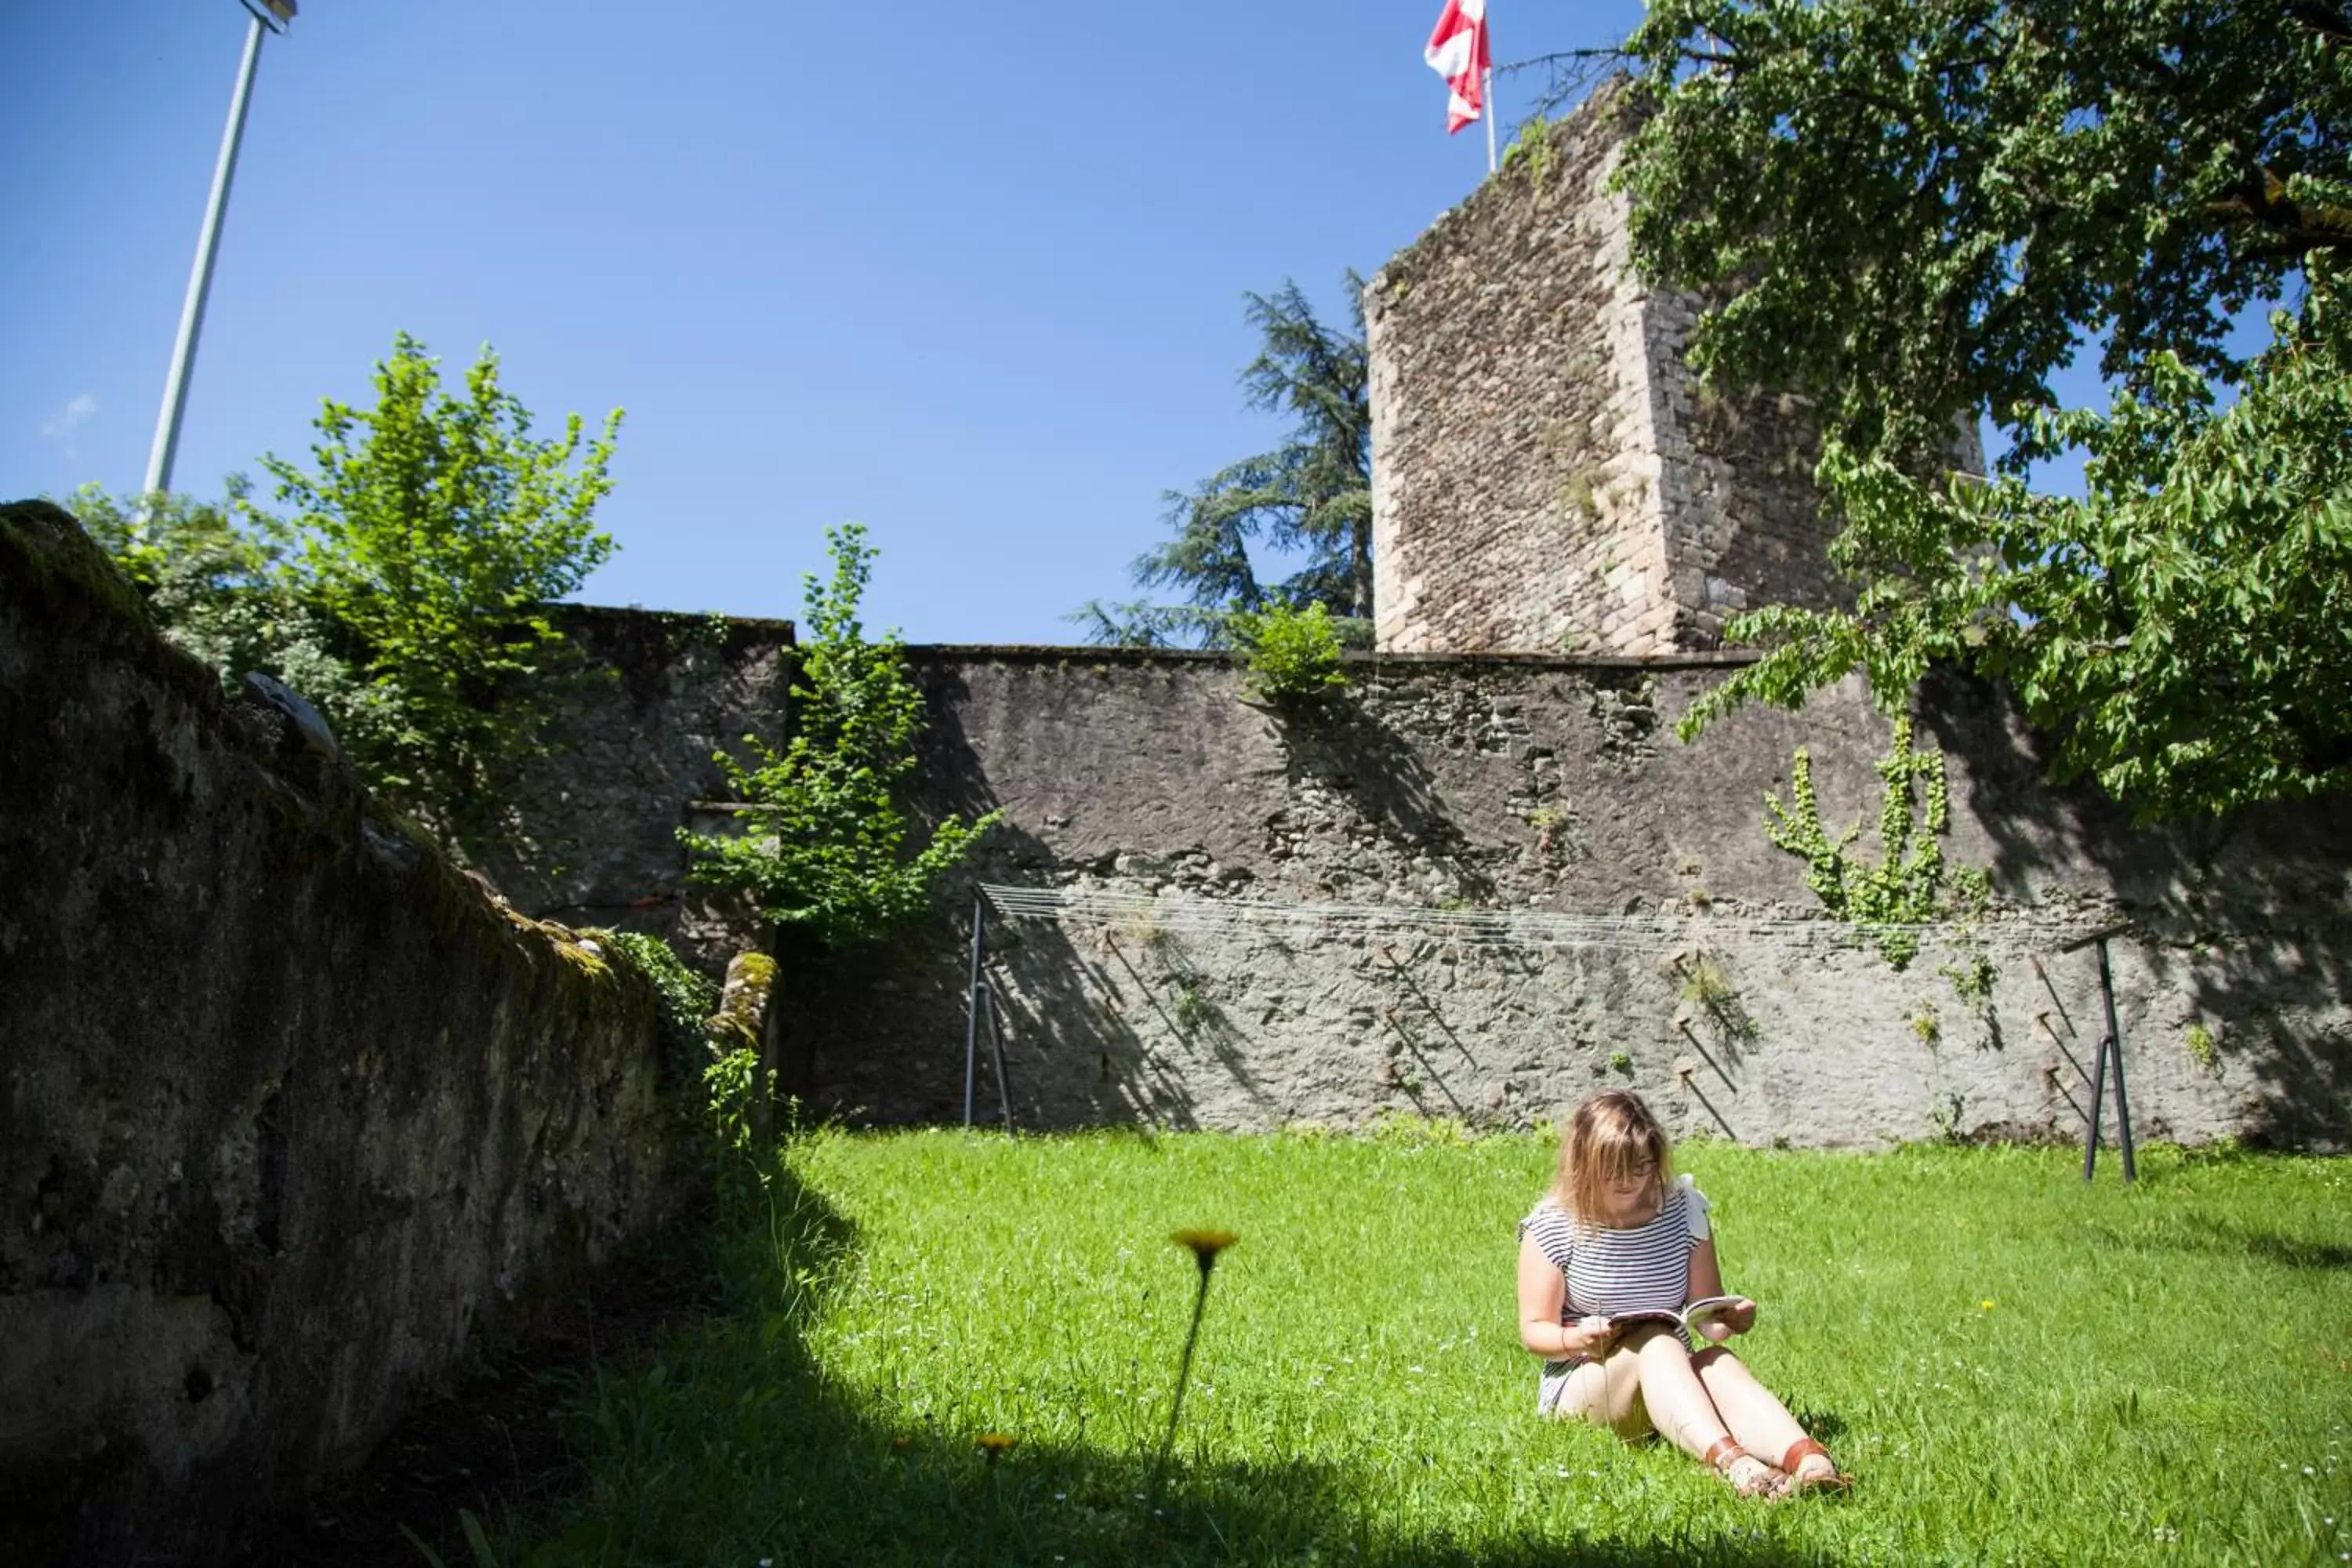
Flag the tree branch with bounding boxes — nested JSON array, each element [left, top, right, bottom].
[[1492, 46, 1632, 78], [2207, 167, 2352, 256], [2287, 1, 2352, 45]]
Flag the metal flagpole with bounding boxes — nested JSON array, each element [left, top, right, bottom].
[[1481, 0, 1496, 172], [145, 2, 293, 501], [1484, 66, 1497, 174]]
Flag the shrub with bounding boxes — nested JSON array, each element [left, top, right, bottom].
[[1234, 601, 1349, 707]]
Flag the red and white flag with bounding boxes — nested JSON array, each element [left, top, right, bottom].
[[1424, 0, 1490, 134]]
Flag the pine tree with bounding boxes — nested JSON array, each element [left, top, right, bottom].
[[1074, 278, 1372, 648]]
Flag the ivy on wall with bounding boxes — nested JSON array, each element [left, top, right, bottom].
[[1764, 717, 1990, 971]]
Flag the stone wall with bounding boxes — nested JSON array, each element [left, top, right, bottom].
[[506, 611, 2352, 1154], [483, 604, 797, 927], [1366, 85, 1856, 655], [0, 506, 698, 1565]]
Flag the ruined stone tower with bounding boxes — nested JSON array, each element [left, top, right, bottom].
[[1365, 87, 1849, 656]]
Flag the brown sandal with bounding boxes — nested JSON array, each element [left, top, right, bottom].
[[1704, 1435, 1786, 1498], [1781, 1438, 1851, 1495]]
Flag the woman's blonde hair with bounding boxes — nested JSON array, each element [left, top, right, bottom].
[[1551, 1090, 1672, 1223]]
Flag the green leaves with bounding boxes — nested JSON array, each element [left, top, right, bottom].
[[252, 332, 622, 834], [66, 481, 313, 686], [1627, 0, 2352, 818], [1623, 0, 2350, 466], [1681, 279, 2352, 818], [1082, 278, 1374, 647], [71, 335, 622, 855], [1232, 600, 1351, 708], [1762, 720, 1988, 970], [679, 524, 998, 950]]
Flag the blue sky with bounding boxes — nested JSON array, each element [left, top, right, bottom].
[[5, 1, 1645, 642]]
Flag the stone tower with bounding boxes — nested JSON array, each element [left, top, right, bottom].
[[1365, 87, 1854, 656]]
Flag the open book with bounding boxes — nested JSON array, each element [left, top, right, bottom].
[[1602, 1295, 1748, 1336]]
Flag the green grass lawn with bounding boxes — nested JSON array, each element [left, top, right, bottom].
[[517, 1129, 2352, 1566]]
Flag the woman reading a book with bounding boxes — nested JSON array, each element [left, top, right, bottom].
[[1515, 1090, 1848, 1497]]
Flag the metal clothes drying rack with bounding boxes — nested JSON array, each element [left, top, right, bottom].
[[2060, 923, 2136, 1181]]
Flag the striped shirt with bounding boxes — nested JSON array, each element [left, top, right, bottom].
[[1519, 1175, 1711, 1367]]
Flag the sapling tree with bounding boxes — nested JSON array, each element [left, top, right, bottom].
[[1235, 600, 1351, 709], [78, 332, 625, 856], [682, 523, 998, 948], [255, 332, 622, 842], [681, 524, 1000, 1123]]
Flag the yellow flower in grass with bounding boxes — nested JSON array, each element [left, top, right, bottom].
[[976, 1432, 1019, 1461], [1173, 1229, 1239, 1272], [1980, 1299, 1997, 1311]]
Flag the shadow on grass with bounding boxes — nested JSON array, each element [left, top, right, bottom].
[[2083, 1215, 2352, 1275], [222, 1206, 720, 1568], [497, 1156, 1826, 1568]]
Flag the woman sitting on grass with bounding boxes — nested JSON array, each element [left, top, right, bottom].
[[1515, 1090, 1848, 1498]]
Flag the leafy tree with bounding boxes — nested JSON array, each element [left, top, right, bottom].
[[1621, 0, 2350, 463], [680, 523, 1000, 951], [74, 333, 623, 851], [1075, 278, 1373, 648], [69, 482, 299, 679], [254, 332, 623, 834], [1681, 292, 2352, 817], [1617, 0, 2352, 817]]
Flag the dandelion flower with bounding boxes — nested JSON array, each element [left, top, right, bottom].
[[977, 1432, 1019, 1457], [1980, 1299, 1997, 1311], [1153, 1229, 1239, 1503], [1173, 1229, 1239, 1271]]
